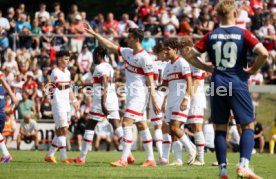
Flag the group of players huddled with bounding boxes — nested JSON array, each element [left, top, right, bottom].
[[0, 1, 268, 179]]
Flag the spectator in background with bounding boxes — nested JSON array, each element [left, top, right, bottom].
[[6, 8, 16, 49], [265, 68, 276, 84], [54, 12, 68, 31], [16, 114, 38, 150], [178, 15, 193, 36], [18, 26, 32, 49], [251, 6, 265, 33], [17, 91, 35, 120], [16, 3, 31, 22], [0, 10, 10, 31], [137, 0, 151, 24], [11, 73, 24, 102], [70, 14, 85, 53], [160, 8, 179, 36], [203, 119, 215, 152], [141, 31, 156, 52], [90, 13, 105, 35], [2, 96, 16, 148], [80, 11, 89, 25], [0, 26, 9, 52], [102, 12, 119, 39], [254, 120, 265, 153], [77, 45, 93, 74], [198, 14, 215, 35], [51, 2, 62, 21], [35, 3, 50, 20], [31, 19, 42, 49], [2, 50, 18, 75], [16, 14, 31, 33], [68, 4, 80, 24], [41, 96, 52, 119], [94, 119, 114, 151], [269, 118, 276, 154], [22, 72, 38, 101], [249, 70, 264, 85], [16, 46, 31, 72], [144, 16, 162, 37], [52, 27, 68, 51]]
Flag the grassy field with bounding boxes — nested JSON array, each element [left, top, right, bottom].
[[0, 151, 275, 179]]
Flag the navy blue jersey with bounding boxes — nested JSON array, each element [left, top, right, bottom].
[[0, 84, 6, 114], [193, 26, 261, 90]]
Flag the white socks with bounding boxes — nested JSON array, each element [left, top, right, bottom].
[[162, 133, 171, 161], [48, 136, 59, 157], [80, 130, 94, 160], [122, 126, 133, 161], [179, 134, 195, 154], [140, 128, 154, 161], [154, 129, 163, 159], [239, 157, 249, 169], [115, 127, 124, 146], [0, 134, 9, 156], [172, 141, 183, 162], [194, 131, 205, 161], [58, 136, 67, 160]]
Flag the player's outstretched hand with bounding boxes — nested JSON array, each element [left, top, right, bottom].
[[102, 105, 109, 116], [180, 98, 188, 111], [243, 66, 257, 74], [83, 22, 95, 35], [11, 95, 19, 107], [153, 101, 161, 115]]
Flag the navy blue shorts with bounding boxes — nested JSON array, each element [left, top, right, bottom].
[[211, 90, 254, 125], [0, 114, 6, 133]]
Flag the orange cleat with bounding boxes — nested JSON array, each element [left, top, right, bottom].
[[127, 154, 135, 164], [236, 167, 263, 179], [110, 158, 128, 167], [44, 155, 57, 163], [60, 158, 74, 164], [73, 157, 86, 165], [141, 160, 157, 167]]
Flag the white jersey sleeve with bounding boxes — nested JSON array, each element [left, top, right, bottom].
[[117, 47, 133, 61], [181, 59, 191, 77]]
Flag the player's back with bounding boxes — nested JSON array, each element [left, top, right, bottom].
[[201, 26, 260, 90]]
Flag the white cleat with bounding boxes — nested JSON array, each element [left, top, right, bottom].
[[168, 160, 183, 166], [192, 160, 205, 166], [187, 151, 197, 165], [236, 167, 263, 179]]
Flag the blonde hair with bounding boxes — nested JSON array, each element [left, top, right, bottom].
[[215, 0, 235, 18]]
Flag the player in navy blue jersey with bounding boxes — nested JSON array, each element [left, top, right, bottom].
[[0, 72, 18, 163], [185, 0, 268, 179]]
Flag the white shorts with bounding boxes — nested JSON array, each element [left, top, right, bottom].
[[165, 104, 189, 123], [187, 107, 204, 124], [89, 110, 120, 122], [149, 108, 163, 126], [53, 108, 70, 129], [124, 98, 147, 123]]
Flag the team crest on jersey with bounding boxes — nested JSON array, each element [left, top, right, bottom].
[[134, 59, 139, 65], [173, 66, 177, 71]]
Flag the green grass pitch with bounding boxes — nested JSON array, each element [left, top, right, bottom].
[[0, 151, 275, 178]]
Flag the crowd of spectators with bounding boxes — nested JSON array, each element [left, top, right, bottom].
[[0, 0, 276, 150]]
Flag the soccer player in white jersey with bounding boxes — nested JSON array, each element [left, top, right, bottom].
[[44, 51, 79, 163], [150, 43, 171, 164], [161, 39, 197, 166], [179, 39, 206, 166], [72, 46, 125, 164], [83, 22, 160, 167]]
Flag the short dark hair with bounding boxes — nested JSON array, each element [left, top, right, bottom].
[[93, 46, 108, 59], [153, 42, 164, 53], [163, 38, 179, 50], [128, 28, 144, 42], [56, 50, 70, 59]]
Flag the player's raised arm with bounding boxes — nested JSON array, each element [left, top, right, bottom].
[[83, 22, 118, 54], [0, 75, 18, 106]]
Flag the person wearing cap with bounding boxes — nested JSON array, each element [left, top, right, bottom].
[[70, 14, 85, 53], [22, 71, 38, 101]]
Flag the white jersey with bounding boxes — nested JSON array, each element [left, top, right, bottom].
[[50, 67, 71, 112], [249, 72, 263, 85], [190, 65, 206, 108], [91, 62, 119, 111], [77, 51, 93, 71], [163, 56, 191, 108], [118, 47, 154, 103], [150, 60, 167, 109]]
